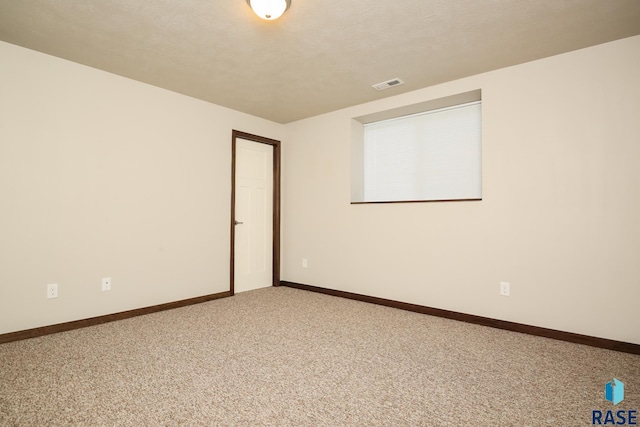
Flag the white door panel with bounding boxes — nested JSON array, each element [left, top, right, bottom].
[[234, 138, 273, 293]]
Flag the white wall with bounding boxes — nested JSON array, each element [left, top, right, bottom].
[[282, 36, 640, 345], [0, 41, 282, 334]]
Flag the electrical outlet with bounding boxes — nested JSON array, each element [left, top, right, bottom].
[[102, 277, 111, 291], [47, 283, 58, 299], [500, 282, 510, 297], [302, 258, 308, 268]]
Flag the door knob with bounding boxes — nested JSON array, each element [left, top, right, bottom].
[[234, 220, 244, 225]]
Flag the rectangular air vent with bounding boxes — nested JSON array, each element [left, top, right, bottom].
[[372, 78, 405, 91]]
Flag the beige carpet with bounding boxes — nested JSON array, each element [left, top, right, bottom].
[[1, 287, 638, 426]]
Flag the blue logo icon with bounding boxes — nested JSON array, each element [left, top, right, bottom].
[[605, 378, 625, 406]]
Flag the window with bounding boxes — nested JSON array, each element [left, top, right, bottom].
[[352, 91, 482, 203]]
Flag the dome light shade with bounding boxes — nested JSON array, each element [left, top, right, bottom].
[[247, 0, 291, 20]]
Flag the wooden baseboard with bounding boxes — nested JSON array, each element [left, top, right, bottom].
[[0, 291, 231, 344], [5, 284, 638, 355], [281, 281, 640, 355]]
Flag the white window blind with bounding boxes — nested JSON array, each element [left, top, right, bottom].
[[363, 101, 481, 202]]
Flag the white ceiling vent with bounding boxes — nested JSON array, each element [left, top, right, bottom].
[[372, 78, 405, 91]]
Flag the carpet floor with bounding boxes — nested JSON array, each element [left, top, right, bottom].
[[1, 286, 638, 426]]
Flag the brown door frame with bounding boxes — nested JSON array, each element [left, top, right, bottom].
[[230, 130, 281, 296]]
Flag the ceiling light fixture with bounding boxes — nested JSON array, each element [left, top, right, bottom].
[[247, 0, 291, 20]]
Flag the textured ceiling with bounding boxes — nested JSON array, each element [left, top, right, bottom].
[[1, 0, 640, 123]]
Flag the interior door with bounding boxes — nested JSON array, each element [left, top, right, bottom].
[[233, 137, 274, 293]]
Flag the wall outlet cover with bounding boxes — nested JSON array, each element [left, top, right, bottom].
[[500, 282, 510, 296], [47, 283, 58, 299]]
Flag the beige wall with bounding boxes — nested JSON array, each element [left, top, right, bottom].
[[0, 41, 282, 334], [2, 36, 639, 345], [282, 35, 640, 345]]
